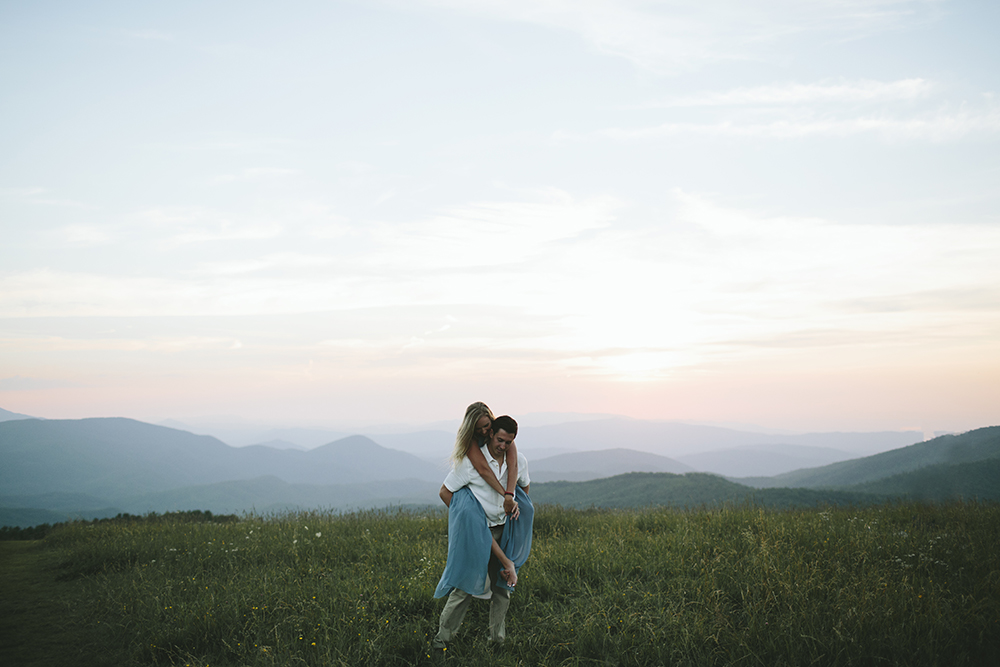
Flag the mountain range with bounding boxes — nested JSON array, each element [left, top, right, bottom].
[[0, 406, 34, 422], [0, 418, 447, 498], [0, 412, 996, 528], [165, 416, 924, 478]]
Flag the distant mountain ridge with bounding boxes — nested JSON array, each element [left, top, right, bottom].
[[529, 472, 890, 509], [515, 419, 922, 459], [0, 418, 446, 500], [676, 443, 857, 478], [1, 413, 997, 527], [532, 427, 1000, 509], [0, 407, 35, 422], [737, 426, 1000, 489], [530, 448, 693, 482]]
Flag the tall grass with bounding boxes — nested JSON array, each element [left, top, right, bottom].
[[45, 502, 1000, 666]]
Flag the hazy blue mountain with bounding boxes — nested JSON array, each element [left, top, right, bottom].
[[0, 407, 35, 422], [0, 418, 446, 501], [285, 435, 447, 484], [737, 426, 1000, 489], [362, 430, 454, 463], [250, 427, 352, 449], [0, 418, 236, 497], [248, 439, 308, 451], [159, 419, 351, 448], [530, 448, 693, 482], [3, 415, 993, 528], [677, 444, 857, 478], [515, 418, 921, 459]]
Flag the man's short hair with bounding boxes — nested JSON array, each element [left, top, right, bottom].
[[491, 415, 517, 437]]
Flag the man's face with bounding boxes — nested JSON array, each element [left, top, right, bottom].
[[488, 428, 515, 461]]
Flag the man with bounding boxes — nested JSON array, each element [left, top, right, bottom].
[[432, 415, 531, 648]]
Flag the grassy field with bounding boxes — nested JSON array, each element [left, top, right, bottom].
[[3, 502, 999, 666]]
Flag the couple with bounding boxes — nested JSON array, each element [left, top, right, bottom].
[[432, 402, 533, 649]]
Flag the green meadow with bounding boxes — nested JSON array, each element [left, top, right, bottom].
[[3, 502, 999, 666]]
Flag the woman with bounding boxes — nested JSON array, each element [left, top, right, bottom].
[[450, 401, 519, 517], [434, 406, 533, 617]]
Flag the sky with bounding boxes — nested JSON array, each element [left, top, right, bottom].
[[1, 0, 998, 434]]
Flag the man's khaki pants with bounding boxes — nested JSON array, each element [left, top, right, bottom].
[[433, 525, 511, 646]]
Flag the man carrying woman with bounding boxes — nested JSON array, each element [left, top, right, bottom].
[[432, 407, 533, 649]]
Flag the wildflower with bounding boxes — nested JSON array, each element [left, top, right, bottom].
[[316, 532, 322, 538]]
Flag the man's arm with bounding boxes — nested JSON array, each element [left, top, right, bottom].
[[439, 485, 453, 507]]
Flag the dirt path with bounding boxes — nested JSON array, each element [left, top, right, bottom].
[[0, 541, 110, 667]]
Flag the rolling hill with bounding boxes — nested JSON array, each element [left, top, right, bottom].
[[737, 426, 1000, 489], [530, 472, 752, 508], [843, 457, 1000, 502], [529, 471, 888, 510]]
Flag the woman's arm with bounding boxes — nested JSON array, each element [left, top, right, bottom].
[[503, 442, 518, 516], [467, 442, 521, 518], [491, 536, 517, 587], [466, 443, 507, 496]]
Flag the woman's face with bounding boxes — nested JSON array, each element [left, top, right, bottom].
[[475, 415, 492, 439]]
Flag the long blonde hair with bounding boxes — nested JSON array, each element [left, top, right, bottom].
[[450, 402, 494, 466]]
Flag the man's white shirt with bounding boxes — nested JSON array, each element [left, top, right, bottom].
[[444, 445, 530, 527]]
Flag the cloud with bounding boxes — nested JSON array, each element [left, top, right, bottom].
[[0, 186, 95, 209], [138, 207, 283, 244], [570, 105, 1000, 142], [359, 188, 621, 272], [3, 188, 997, 386], [493, 187, 1000, 378], [0, 337, 245, 355], [190, 252, 335, 276], [578, 76, 999, 144], [0, 187, 47, 198], [421, 0, 941, 72], [649, 78, 935, 107], [49, 224, 117, 246], [210, 167, 301, 185]]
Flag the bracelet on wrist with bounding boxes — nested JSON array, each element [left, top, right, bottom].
[[504, 491, 514, 496]]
